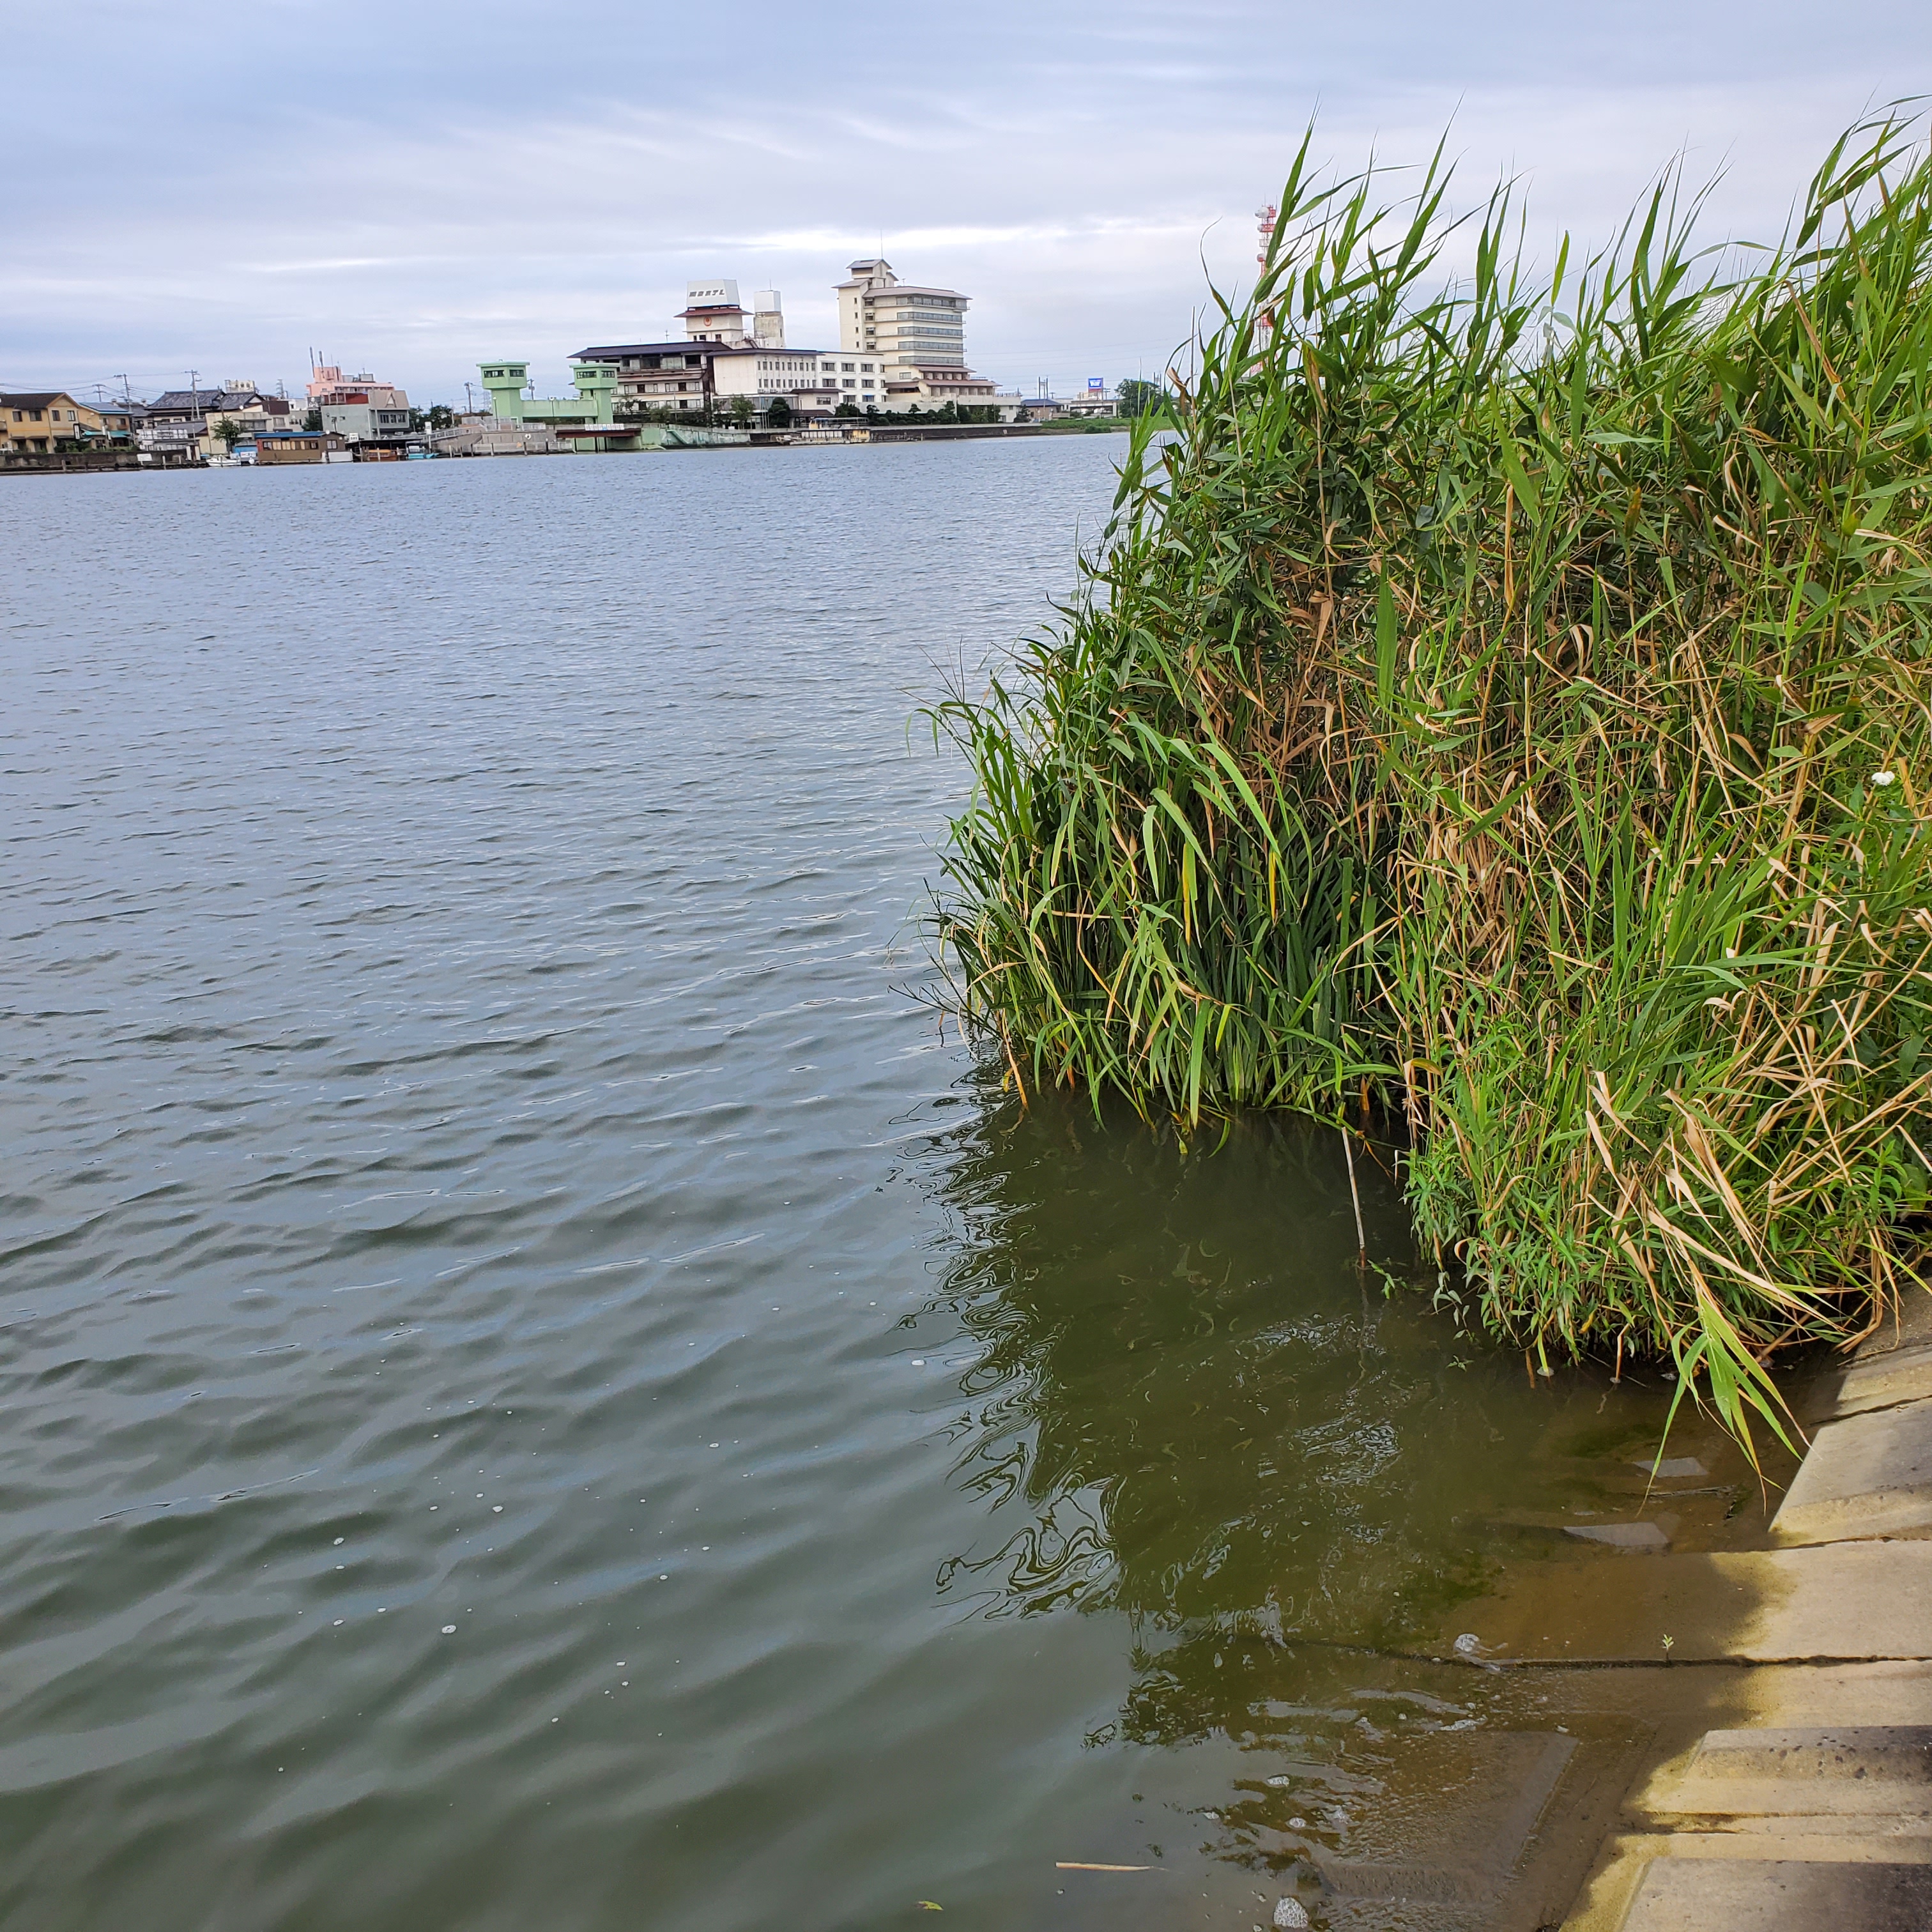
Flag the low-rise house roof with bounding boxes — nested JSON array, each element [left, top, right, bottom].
[[146, 387, 287, 417]]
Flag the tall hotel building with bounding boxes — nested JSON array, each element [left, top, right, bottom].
[[836, 259, 1001, 408]]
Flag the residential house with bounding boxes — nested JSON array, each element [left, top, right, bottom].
[[141, 380, 291, 463], [1, 391, 100, 455], [91, 400, 145, 440]]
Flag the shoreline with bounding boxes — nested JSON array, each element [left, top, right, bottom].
[[1441, 1295, 1932, 1929]]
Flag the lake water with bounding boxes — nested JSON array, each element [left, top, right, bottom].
[[4, 445, 1734, 1932]]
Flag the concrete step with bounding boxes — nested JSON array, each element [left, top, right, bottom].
[[1774, 1400, 1932, 1544], [1652, 1726, 1932, 1818], [1645, 1820, 1932, 1845], [1613, 1855, 1932, 1930], [1563, 1830, 1932, 1929], [1829, 1344, 1932, 1419], [1683, 1724, 1932, 1784], [1442, 1540, 1932, 1663], [1811, 1294, 1932, 1422], [1619, 1828, 1932, 1859]]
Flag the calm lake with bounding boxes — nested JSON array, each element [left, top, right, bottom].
[[5, 444, 1722, 1932]]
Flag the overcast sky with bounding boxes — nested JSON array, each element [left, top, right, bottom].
[[5, 0, 1928, 407]]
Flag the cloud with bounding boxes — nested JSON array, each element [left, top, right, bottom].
[[3, 0, 1927, 400]]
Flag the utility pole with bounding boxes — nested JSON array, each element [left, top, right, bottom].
[[116, 374, 131, 402], [187, 369, 200, 413]]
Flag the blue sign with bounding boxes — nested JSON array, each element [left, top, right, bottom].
[[1087, 378, 1105, 390]]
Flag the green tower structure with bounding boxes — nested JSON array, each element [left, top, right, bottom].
[[479, 361, 529, 421], [477, 360, 615, 427]]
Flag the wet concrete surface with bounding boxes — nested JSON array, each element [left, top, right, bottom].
[[1547, 1294, 1932, 1931]]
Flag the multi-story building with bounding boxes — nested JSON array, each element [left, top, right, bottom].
[[1, 391, 101, 455], [306, 363, 409, 411], [567, 339, 889, 417], [302, 364, 412, 445], [319, 401, 413, 445], [571, 282, 879, 418], [834, 259, 1011, 410], [569, 265, 1023, 424], [575, 272, 1011, 418]]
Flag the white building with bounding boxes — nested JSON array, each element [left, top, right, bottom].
[[572, 264, 1025, 420], [675, 279, 788, 350], [835, 259, 1020, 412], [569, 341, 891, 415], [576, 279, 890, 417]]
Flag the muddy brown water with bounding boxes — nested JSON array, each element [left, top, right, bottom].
[[3, 446, 1797, 1931]]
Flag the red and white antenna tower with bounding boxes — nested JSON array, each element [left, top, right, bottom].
[[1256, 204, 1279, 334]]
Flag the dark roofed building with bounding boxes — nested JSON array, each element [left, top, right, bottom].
[[144, 383, 288, 425]]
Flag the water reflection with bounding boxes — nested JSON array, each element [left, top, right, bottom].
[[925, 1092, 1523, 1650], [917, 1092, 1717, 1914]]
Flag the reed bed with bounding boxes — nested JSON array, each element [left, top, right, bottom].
[[929, 114, 1932, 1446]]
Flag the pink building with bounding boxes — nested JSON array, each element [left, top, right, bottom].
[[305, 362, 410, 411]]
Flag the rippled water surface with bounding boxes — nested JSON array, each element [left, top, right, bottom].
[[5, 446, 1715, 1932]]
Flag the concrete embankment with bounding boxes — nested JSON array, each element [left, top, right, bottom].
[[1547, 1296, 1932, 1930]]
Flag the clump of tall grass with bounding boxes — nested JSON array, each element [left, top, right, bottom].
[[930, 114, 1932, 1448]]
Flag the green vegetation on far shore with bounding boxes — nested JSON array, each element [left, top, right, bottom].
[[928, 113, 1932, 1450], [1031, 415, 1135, 434]]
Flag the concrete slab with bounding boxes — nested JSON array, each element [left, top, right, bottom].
[[1310, 1731, 1575, 1904], [1869, 1292, 1932, 1353], [1647, 1820, 1932, 1844], [1441, 1542, 1932, 1664], [1831, 1344, 1932, 1419], [1773, 1401, 1932, 1544], [1562, 1830, 1932, 1932], [1654, 1727, 1932, 1818], [1689, 1725, 1932, 1782], [1614, 1855, 1932, 1930], [1567, 1522, 1671, 1551], [1630, 1829, 1932, 1858]]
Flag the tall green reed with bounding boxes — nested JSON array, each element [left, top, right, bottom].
[[929, 112, 1932, 1452]]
